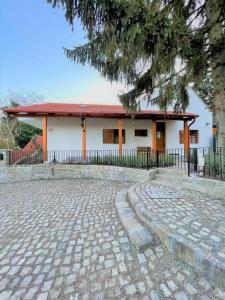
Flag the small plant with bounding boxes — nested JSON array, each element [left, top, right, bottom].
[[204, 148, 225, 177]]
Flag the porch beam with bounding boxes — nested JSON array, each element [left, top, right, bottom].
[[152, 120, 157, 154], [82, 118, 86, 161], [184, 120, 189, 159], [42, 116, 47, 162], [118, 119, 123, 156]]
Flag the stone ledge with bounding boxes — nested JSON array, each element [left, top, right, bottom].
[[128, 183, 225, 290], [115, 188, 154, 252], [0, 165, 157, 184], [157, 168, 225, 199]]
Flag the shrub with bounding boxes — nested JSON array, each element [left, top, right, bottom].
[[204, 149, 225, 177], [89, 152, 175, 168]]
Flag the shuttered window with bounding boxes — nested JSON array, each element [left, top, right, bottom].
[[103, 129, 125, 144], [179, 130, 199, 144], [103, 129, 114, 144]]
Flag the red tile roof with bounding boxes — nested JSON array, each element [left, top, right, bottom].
[[3, 103, 198, 119], [22, 135, 43, 152]]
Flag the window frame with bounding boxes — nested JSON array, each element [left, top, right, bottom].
[[190, 130, 199, 144], [134, 129, 148, 137], [179, 129, 199, 144], [103, 129, 126, 144]]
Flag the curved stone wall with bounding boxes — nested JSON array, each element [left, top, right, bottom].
[[156, 168, 225, 199], [0, 164, 157, 184]]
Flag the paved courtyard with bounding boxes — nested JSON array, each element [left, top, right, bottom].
[[0, 179, 223, 299], [135, 181, 225, 264]]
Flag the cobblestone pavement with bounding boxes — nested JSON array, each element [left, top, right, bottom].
[[135, 182, 225, 266], [0, 179, 223, 300]]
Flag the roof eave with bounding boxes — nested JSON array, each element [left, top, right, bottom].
[[4, 111, 198, 120]]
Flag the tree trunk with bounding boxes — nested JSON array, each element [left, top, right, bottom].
[[206, 0, 225, 148], [213, 71, 225, 148]]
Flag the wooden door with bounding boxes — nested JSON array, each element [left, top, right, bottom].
[[156, 122, 165, 150]]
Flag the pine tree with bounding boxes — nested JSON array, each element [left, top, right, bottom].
[[47, 0, 225, 147]]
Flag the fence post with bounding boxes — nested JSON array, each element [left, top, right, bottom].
[[96, 150, 99, 165], [188, 148, 191, 176], [146, 148, 149, 169], [53, 151, 56, 165], [193, 148, 198, 172], [156, 150, 159, 168], [0, 149, 11, 166]]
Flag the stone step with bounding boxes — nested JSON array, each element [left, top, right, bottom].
[[127, 182, 225, 291], [115, 188, 154, 252]]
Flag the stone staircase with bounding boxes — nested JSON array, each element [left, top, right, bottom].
[[115, 188, 155, 252], [116, 181, 225, 291]]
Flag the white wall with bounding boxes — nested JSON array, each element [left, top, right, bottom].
[[47, 117, 153, 150], [21, 88, 212, 151], [141, 88, 213, 148]]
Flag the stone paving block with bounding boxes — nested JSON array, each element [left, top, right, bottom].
[[115, 188, 154, 252], [128, 181, 225, 290], [0, 179, 223, 299]]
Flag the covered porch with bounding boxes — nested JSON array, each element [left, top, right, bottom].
[[3, 103, 198, 162]]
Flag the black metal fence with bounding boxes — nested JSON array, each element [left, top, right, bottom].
[[191, 147, 225, 180], [8, 147, 225, 180]]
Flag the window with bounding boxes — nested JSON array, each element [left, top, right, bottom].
[[135, 129, 148, 137], [190, 130, 199, 144], [179, 130, 199, 144], [103, 129, 126, 144]]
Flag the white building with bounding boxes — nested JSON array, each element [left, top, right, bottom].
[[3, 89, 212, 162]]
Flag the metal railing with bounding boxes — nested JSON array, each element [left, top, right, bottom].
[[47, 149, 186, 169], [191, 147, 225, 180], [8, 148, 188, 169], [8, 148, 225, 180]]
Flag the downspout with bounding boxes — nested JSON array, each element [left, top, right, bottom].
[[188, 117, 196, 148], [187, 117, 196, 176]]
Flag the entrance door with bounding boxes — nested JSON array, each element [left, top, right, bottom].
[[156, 122, 165, 150]]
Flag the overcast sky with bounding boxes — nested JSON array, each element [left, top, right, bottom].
[[0, 0, 127, 104]]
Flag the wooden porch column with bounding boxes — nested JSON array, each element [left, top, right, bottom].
[[118, 119, 123, 156], [42, 116, 47, 162], [184, 120, 189, 159], [82, 118, 86, 161], [152, 120, 157, 155]]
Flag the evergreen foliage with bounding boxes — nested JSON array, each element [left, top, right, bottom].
[[14, 123, 42, 149], [47, 0, 225, 145]]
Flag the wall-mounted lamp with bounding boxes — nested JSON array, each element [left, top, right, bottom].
[[81, 118, 85, 128]]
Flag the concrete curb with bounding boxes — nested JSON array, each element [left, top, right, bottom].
[[128, 183, 225, 290]]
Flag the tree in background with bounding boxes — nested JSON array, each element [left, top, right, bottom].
[[47, 0, 225, 147], [14, 123, 42, 149], [195, 73, 213, 108], [0, 91, 44, 149]]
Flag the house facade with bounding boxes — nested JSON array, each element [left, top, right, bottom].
[[3, 89, 212, 162]]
